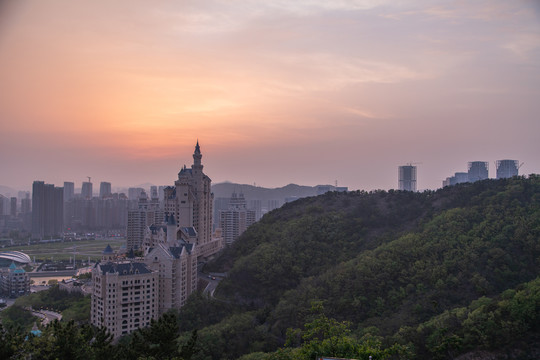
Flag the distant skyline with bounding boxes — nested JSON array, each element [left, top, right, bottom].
[[1, 1, 539, 191]]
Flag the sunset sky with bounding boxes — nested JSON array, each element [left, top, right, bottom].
[[1, 0, 539, 192]]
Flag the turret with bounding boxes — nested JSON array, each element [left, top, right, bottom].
[[193, 140, 202, 169], [102, 244, 114, 262]]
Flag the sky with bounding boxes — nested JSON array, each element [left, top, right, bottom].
[[1, 0, 539, 192]]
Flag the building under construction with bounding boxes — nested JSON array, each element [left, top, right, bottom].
[[468, 161, 489, 182], [496, 159, 519, 179], [398, 165, 417, 192]]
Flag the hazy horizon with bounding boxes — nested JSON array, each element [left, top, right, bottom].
[[1, 1, 539, 192], [1, 179, 341, 195]]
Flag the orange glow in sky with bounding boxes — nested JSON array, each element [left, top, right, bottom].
[[1, 0, 539, 191]]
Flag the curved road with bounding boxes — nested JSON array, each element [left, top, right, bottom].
[[30, 309, 62, 325]]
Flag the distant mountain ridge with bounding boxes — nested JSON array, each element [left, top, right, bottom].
[[211, 182, 335, 203], [0, 185, 19, 197]]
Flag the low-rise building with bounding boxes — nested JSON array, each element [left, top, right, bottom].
[[0, 262, 30, 298]]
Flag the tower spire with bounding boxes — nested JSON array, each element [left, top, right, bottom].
[[193, 140, 202, 168]]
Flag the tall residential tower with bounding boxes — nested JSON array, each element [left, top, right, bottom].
[[219, 192, 256, 245], [398, 165, 417, 192], [31, 181, 63, 239], [496, 160, 519, 179], [468, 161, 489, 182]]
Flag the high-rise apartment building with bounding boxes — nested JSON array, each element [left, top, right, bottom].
[[93, 215, 198, 338], [100, 182, 112, 198], [249, 199, 262, 222], [21, 196, 31, 214], [0, 195, 7, 216], [127, 191, 163, 251], [398, 165, 417, 191], [128, 188, 144, 201], [219, 192, 256, 245], [267, 199, 281, 212], [468, 161, 489, 182], [142, 216, 198, 313], [163, 141, 222, 258], [442, 172, 469, 187], [10, 197, 16, 217], [444, 161, 491, 188], [91, 258, 158, 338], [63, 182, 75, 202], [150, 186, 159, 200], [64, 194, 128, 232], [82, 181, 93, 199], [496, 159, 519, 179], [32, 181, 64, 239]]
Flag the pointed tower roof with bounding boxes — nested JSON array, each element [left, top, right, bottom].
[[103, 244, 113, 254], [195, 139, 201, 154]]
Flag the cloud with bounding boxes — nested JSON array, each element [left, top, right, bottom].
[[502, 32, 540, 61], [0, 0, 539, 190]]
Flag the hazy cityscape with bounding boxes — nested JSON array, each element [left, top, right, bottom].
[[0, 156, 526, 240], [1, 1, 539, 359]]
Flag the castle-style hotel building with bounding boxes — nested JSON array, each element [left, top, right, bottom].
[[91, 142, 224, 338]]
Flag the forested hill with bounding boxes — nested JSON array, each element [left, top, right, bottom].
[[198, 175, 540, 359]]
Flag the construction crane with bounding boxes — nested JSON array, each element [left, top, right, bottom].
[[87, 176, 91, 183]]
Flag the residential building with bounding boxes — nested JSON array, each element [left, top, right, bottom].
[[444, 161, 490, 188], [398, 165, 417, 191], [82, 181, 93, 199], [64, 193, 128, 232], [127, 191, 163, 251], [468, 161, 489, 182], [496, 159, 519, 179], [92, 214, 198, 338], [63, 182, 75, 202], [128, 188, 145, 201], [32, 181, 64, 239], [10, 197, 16, 217], [91, 258, 158, 338], [143, 216, 198, 313], [100, 182, 112, 198], [219, 192, 256, 245], [163, 141, 223, 258], [249, 199, 262, 222], [91, 142, 219, 338], [0, 262, 30, 298]]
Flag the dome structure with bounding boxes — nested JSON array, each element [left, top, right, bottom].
[[0, 251, 32, 267]]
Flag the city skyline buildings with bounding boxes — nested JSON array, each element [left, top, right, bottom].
[[1, 155, 534, 198], [31, 181, 63, 239], [0, 1, 539, 191]]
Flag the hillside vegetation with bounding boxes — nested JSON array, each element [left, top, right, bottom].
[[1, 176, 538, 359], [200, 175, 540, 359]]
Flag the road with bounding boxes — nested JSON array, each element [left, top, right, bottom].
[[203, 276, 219, 296], [30, 309, 63, 325], [201, 273, 225, 297], [0, 298, 16, 311], [197, 261, 226, 297]]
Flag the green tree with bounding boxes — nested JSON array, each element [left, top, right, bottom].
[[0, 323, 26, 359], [274, 302, 411, 360]]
